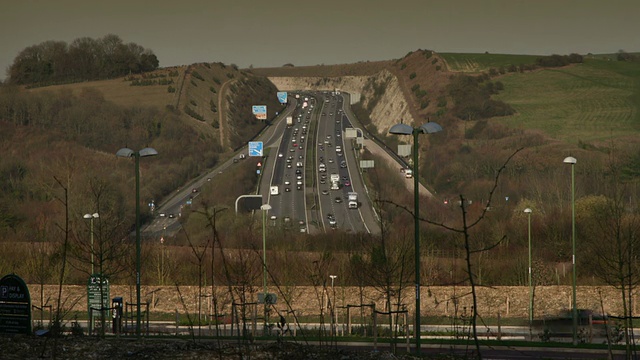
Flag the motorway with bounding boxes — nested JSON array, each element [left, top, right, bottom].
[[144, 90, 381, 238]]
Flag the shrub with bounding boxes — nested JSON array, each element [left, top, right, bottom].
[[411, 84, 420, 92], [190, 100, 197, 106], [209, 86, 216, 93], [184, 106, 204, 121], [204, 63, 211, 69], [191, 71, 205, 81], [169, 70, 179, 77], [213, 77, 221, 85], [400, 63, 407, 70], [167, 86, 176, 93], [409, 72, 417, 79], [432, 58, 438, 65], [420, 100, 429, 109], [226, 73, 234, 79], [435, 65, 441, 71], [190, 79, 198, 87]]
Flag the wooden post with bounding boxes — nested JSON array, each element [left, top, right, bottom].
[[497, 312, 502, 341]]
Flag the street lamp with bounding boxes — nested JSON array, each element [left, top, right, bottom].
[[524, 208, 532, 326], [330, 274, 337, 335], [116, 147, 158, 337], [563, 156, 577, 345], [260, 203, 272, 334], [389, 121, 442, 354], [83, 212, 99, 275]]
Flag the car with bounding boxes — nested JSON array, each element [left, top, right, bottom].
[[233, 158, 239, 163], [287, 164, 292, 168], [342, 176, 348, 181], [278, 153, 284, 158], [322, 189, 329, 195], [327, 213, 334, 220], [297, 181, 302, 186], [239, 154, 246, 159], [285, 187, 291, 192], [284, 180, 291, 185], [319, 157, 324, 163], [207, 178, 211, 182], [297, 185, 302, 190], [296, 175, 302, 180], [326, 135, 331, 139], [192, 188, 198, 193], [293, 143, 298, 147], [329, 218, 337, 226], [270, 215, 277, 220], [329, 159, 334, 163], [340, 161, 347, 168], [298, 146, 304, 151], [159, 213, 166, 217], [320, 178, 326, 184], [290, 148, 295, 152], [345, 181, 351, 187], [335, 197, 342, 203], [168, 214, 175, 218], [284, 216, 291, 223], [299, 155, 304, 159], [296, 169, 302, 175]]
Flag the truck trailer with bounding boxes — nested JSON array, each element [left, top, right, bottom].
[[286, 116, 293, 126], [348, 192, 358, 209]]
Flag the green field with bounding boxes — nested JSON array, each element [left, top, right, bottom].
[[440, 53, 540, 72], [493, 59, 640, 144]]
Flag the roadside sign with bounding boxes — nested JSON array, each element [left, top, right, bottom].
[[252, 105, 267, 120], [258, 292, 277, 304], [0, 274, 31, 335], [87, 274, 110, 319], [277, 92, 287, 104], [248, 142, 263, 157]]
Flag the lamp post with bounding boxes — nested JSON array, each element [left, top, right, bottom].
[[524, 208, 532, 326], [563, 156, 577, 345], [260, 203, 272, 334], [83, 212, 99, 275], [116, 147, 158, 337], [330, 274, 337, 335], [389, 121, 442, 354]]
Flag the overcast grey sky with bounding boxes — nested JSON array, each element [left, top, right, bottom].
[[1, 0, 639, 80]]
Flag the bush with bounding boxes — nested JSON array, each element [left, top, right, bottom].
[[184, 106, 204, 121], [191, 71, 204, 81], [190, 100, 197, 106], [435, 65, 441, 71], [209, 86, 216, 93], [167, 86, 176, 93], [432, 58, 438, 65], [213, 77, 221, 85], [420, 100, 429, 109], [169, 70, 179, 77], [411, 84, 420, 92], [190, 79, 198, 87], [409, 72, 417, 79], [400, 63, 407, 70]]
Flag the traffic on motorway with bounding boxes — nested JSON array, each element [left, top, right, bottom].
[[147, 90, 379, 237]]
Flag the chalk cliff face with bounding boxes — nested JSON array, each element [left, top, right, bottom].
[[268, 69, 414, 136]]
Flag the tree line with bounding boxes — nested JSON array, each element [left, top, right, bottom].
[[6, 34, 159, 86]]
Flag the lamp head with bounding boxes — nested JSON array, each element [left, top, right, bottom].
[[261, 204, 272, 211], [418, 122, 443, 134], [563, 156, 577, 165], [389, 123, 413, 135], [524, 208, 532, 214]]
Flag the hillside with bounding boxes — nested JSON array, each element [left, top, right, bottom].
[[1, 50, 640, 291]]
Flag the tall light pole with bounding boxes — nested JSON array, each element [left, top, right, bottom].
[[116, 147, 158, 337], [83, 212, 99, 275], [524, 208, 532, 326], [563, 156, 577, 345], [260, 203, 272, 334], [389, 121, 442, 354], [330, 274, 337, 335]]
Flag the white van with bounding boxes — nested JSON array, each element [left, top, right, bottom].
[[270, 186, 279, 196]]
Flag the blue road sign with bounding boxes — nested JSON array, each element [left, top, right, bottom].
[[277, 92, 287, 104], [248, 141, 263, 157], [252, 105, 267, 120]]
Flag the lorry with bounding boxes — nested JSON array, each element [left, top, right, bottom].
[[270, 186, 279, 196], [330, 174, 340, 190], [348, 192, 358, 209], [286, 116, 293, 126]]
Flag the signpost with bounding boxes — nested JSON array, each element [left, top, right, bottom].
[[87, 274, 110, 333], [248, 141, 264, 157], [252, 105, 267, 120], [0, 274, 32, 335], [277, 92, 288, 104]]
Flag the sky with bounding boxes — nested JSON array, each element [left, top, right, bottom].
[[1, 0, 639, 81]]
